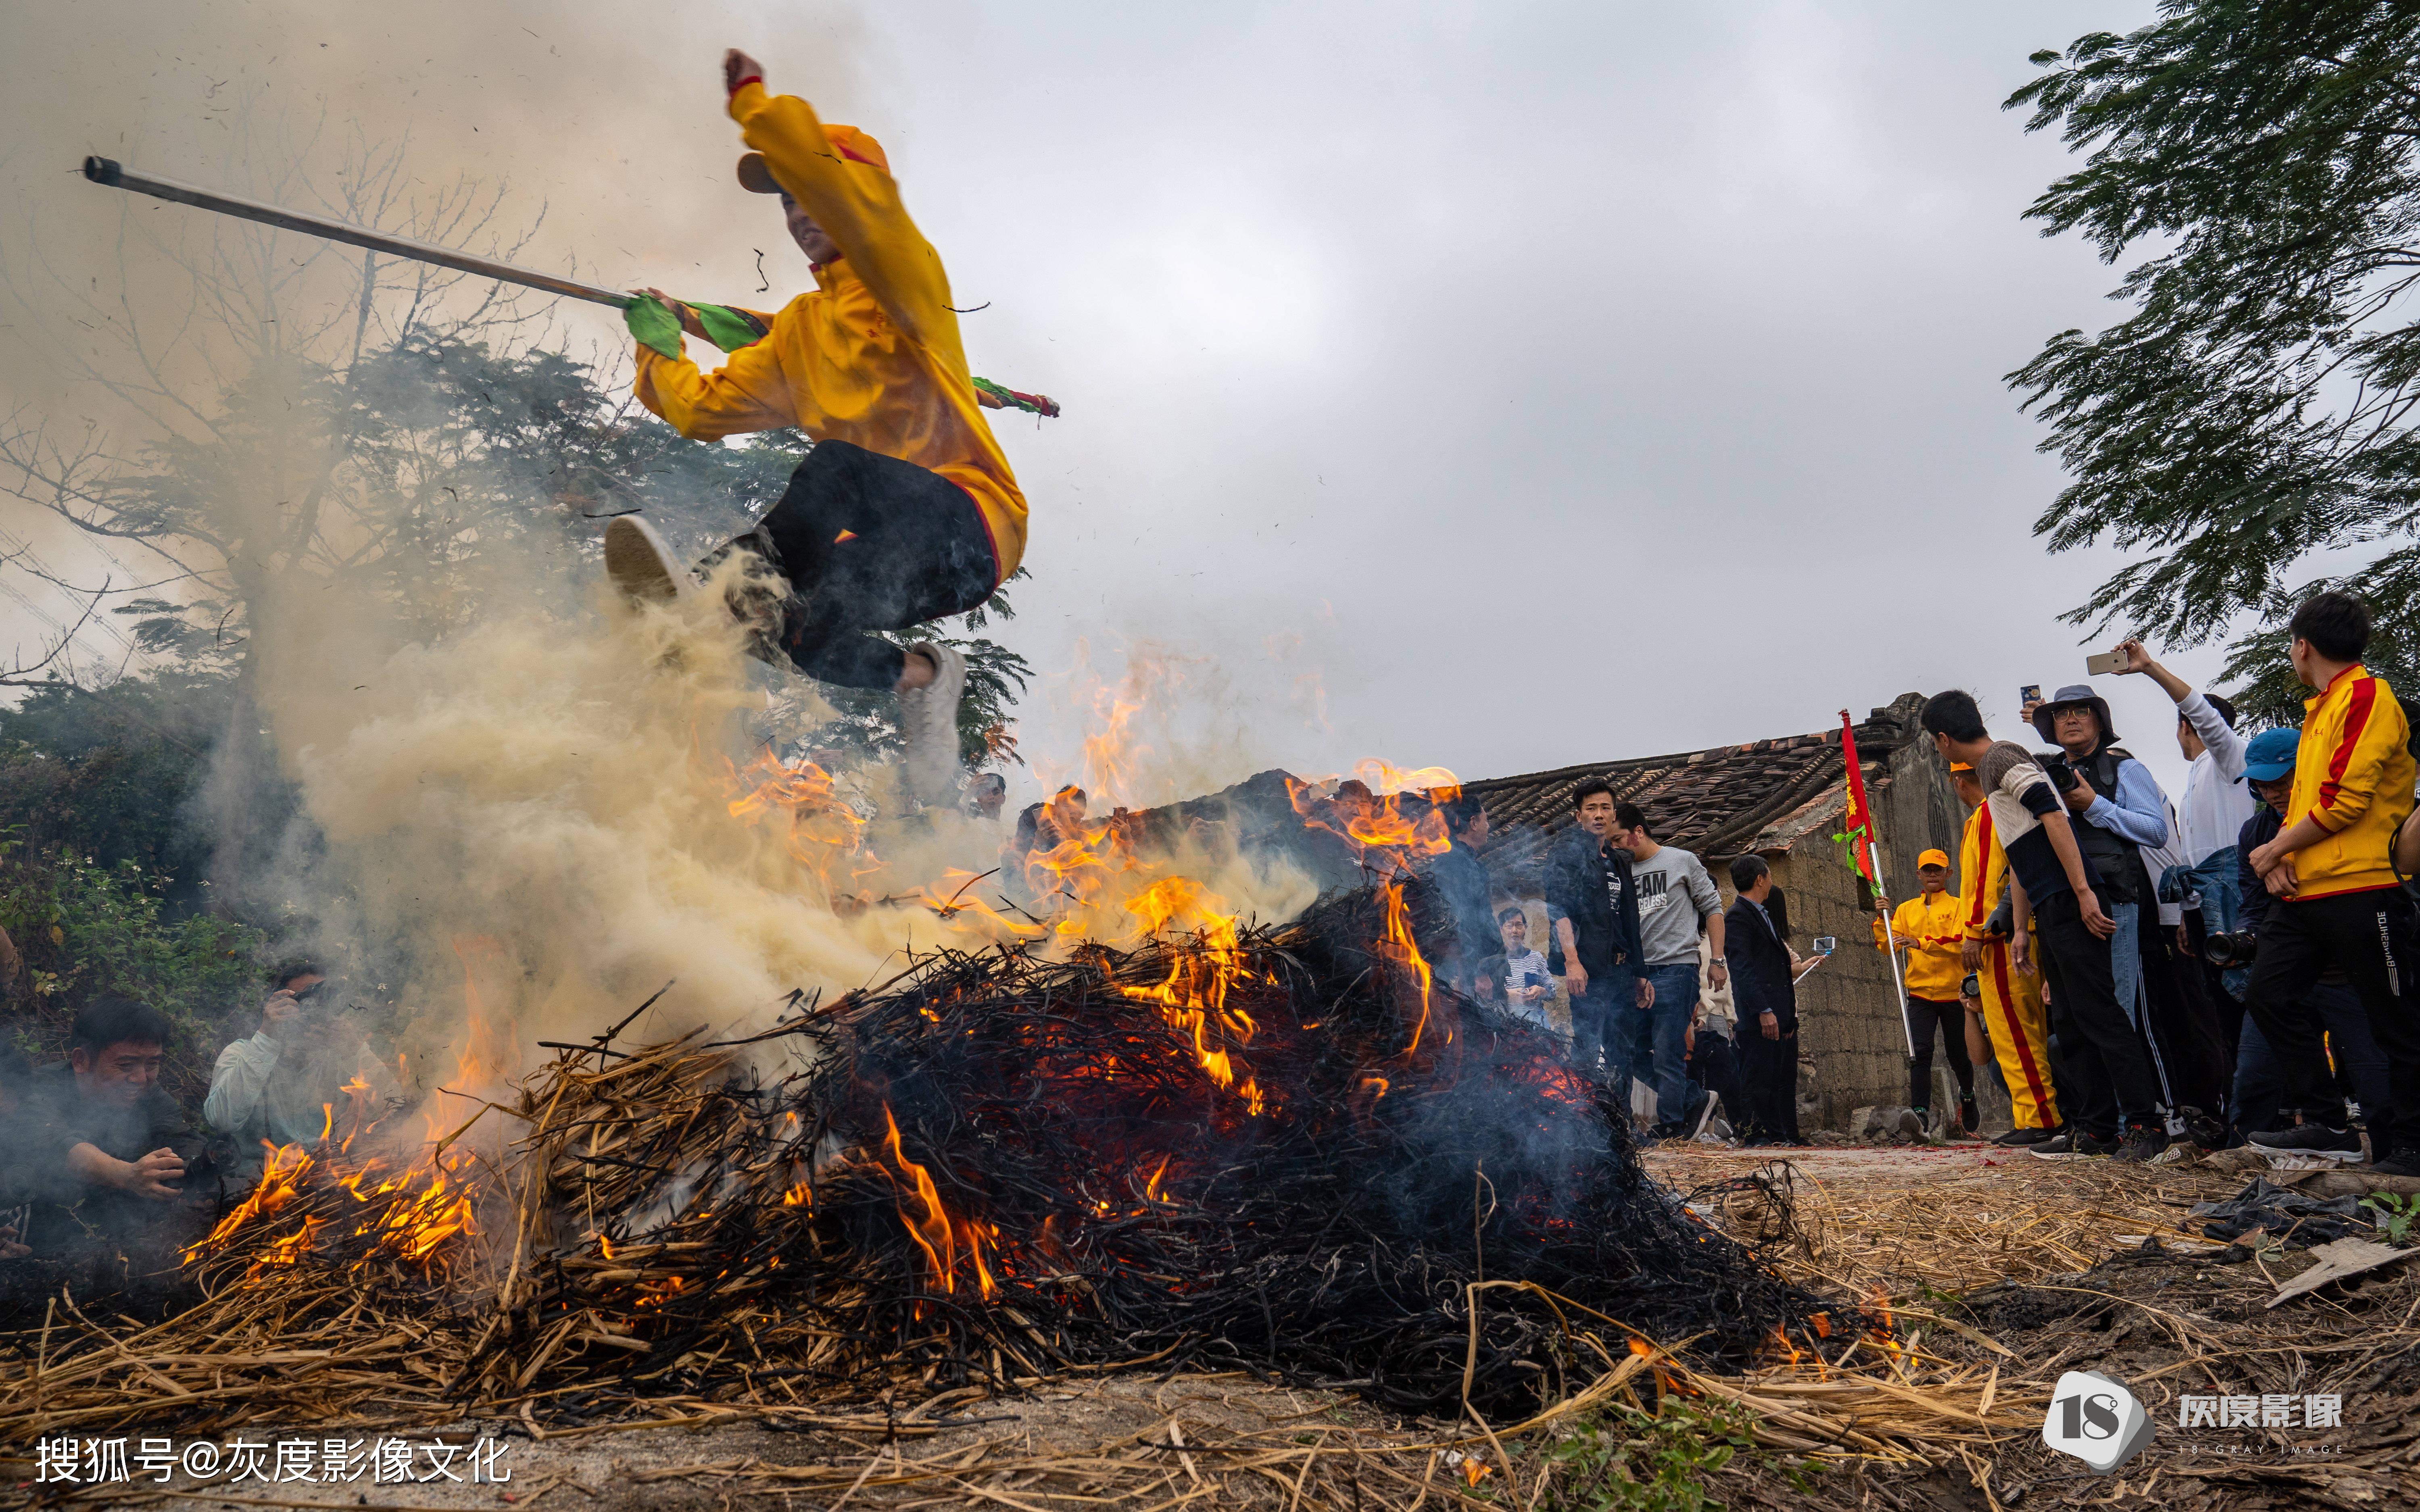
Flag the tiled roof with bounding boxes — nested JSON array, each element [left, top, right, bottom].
[[1462, 694, 1930, 885]]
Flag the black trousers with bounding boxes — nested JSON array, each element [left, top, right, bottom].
[[1566, 966, 1633, 1077], [1739, 1020, 1798, 1141], [1689, 1025, 1748, 1125], [1905, 996, 1974, 1110], [756, 441, 999, 690], [2243, 887, 2420, 1155], [2136, 909, 2230, 1118], [2033, 890, 2165, 1139]]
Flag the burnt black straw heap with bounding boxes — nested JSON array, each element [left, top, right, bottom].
[[424, 881, 1844, 1422]]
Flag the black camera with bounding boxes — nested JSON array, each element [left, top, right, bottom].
[[1960, 971, 1981, 1000], [2202, 931, 2258, 970], [2039, 753, 2076, 794]]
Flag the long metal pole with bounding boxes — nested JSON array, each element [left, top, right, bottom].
[[1870, 835, 1918, 1059], [83, 155, 634, 308]]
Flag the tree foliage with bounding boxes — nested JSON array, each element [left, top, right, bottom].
[[2007, 0, 2420, 723]]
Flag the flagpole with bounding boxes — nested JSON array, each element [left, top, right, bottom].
[[1840, 710, 1919, 1060]]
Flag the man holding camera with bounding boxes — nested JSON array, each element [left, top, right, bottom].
[[1923, 690, 2169, 1160], [2030, 683, 2228, 1145], [205, 962, 392, 1179], [2109, 641, 2255, 1072], [2238, 593, 2420, 1176]]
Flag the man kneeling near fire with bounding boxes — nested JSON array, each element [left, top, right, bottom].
[[206, 961, 394, 1183], [25, 998, 204, 1239]]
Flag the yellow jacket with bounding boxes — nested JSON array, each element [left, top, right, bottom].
[[1871, 889, 1965, 1000], [2285, 664, 2416, 899], [634, 82, 1029, 579], [1957, 802, 2013, 941]]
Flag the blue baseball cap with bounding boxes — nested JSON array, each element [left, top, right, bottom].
[[2243, 727, 2300, 782]]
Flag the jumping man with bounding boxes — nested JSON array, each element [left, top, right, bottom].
[[607, 48, 1029, 804]]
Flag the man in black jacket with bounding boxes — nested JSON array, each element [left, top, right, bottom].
[[1725, 854, 1803, 1144], [1546, 779, 1649, 1078]]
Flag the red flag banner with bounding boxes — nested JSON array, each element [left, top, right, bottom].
[[1834, 710, 1883, 898]]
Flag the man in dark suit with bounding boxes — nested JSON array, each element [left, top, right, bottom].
[[1724, 855, 1804, 1144]]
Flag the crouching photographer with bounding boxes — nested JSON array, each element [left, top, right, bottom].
[[2228, 731, 2392, 1151], [204, 961, 396, 1183]]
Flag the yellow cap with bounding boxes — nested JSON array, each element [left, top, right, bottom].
[[1917, 848, 1950, 868], [1949, 761, 1974, 773]]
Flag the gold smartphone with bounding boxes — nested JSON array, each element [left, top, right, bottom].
[[2084, 650, 2128, 675]]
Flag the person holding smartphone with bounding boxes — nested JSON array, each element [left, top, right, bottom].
[[1495, 906, 1554, 1030], [205, 960, 394, 1182]]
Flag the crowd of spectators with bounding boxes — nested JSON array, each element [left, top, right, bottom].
[[1422, 588, 2420, 1175], [1915, 591, 2420, 1175]]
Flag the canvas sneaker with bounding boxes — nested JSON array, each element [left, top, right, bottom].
[[898, 640, 968, 805], [1992, 1125, 2059, 1148], [604, 515, 693, 607], [2031, 1130, 2118, 1161], [2248, 1124, 2365, 1161], [2112, 1125, 2172, 1164]]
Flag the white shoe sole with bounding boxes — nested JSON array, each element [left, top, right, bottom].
[[900, 641, 968, 804], [605, 516, 691, 606]]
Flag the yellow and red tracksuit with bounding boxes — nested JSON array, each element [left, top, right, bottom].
[[1871, 890, 1966, 1000], [634, 82, 1030, 580], [1960, 800, 2060, 1130], [2284, 664, 2416, 898]]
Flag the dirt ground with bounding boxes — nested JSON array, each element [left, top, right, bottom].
[[10, 1144, 2418, 1512]]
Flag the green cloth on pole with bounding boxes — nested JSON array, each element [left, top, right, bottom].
[[690, 302, 767, 354], [622, 294, 765, 358], [623, 294, 684, 360]]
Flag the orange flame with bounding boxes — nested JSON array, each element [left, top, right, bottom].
[[716, 746, 868, 896], [1378, 882, 1443, 1056], [879, 1105, 998, 1300], [1119, 879, 1270, 1115]]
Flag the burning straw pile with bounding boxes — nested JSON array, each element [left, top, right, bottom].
[[3, 881, 1847, 1439]]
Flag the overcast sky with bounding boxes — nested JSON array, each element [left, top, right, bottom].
[[7, 0, 2238, 812]]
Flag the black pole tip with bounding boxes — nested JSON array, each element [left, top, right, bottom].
[[82, 156, 121, 185]]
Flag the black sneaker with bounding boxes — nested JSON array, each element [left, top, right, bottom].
[[2249, 1124, 2365, 1161], [2373, 1148, 2420, 1178], [2032, 1130, 2118, 1160], [1958, 1095, 1980, 1136], [1993, 1125, 2057, 1147], [2112, 1125, 2171, 1164]]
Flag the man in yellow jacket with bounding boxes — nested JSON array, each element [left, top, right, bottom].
[[1873, 847, 1978, 1134], [1951, 762, 2062, 1144], [606, 48, 1029, 805], [2241, 592, 2420, 1176]]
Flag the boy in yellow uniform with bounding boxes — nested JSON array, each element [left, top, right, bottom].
[[1951, 763, 2061, 1144], [2242, 593, 2420, 1175], [1873, 848, 1977, 1133], [607, 48, 1029, 804]]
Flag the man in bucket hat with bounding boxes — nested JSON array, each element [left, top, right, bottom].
[[2032, 683, 2228, 1154], [603, 48, 1030, 806]]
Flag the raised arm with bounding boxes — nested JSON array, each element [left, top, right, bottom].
[[726, 67, 967, 367]]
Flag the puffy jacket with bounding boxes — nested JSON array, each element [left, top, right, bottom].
[[635, 82, 1028, 577]]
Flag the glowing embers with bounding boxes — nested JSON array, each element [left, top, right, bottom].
[[1117, 877, 1272, 1116], [879, 1105, 999, 1300]]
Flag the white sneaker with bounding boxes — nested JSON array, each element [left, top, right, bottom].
[[899, 640, 967, 805], [604, 516, 691, 606]]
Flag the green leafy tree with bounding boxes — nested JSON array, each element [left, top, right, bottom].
[[2007, 1, 2420, 723], [0, 839, 263, 1104]]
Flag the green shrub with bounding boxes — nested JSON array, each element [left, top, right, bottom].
[[0, 837, 262, 1105]]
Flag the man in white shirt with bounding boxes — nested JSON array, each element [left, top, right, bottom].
[[2113, 639, 2255, 1076]]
